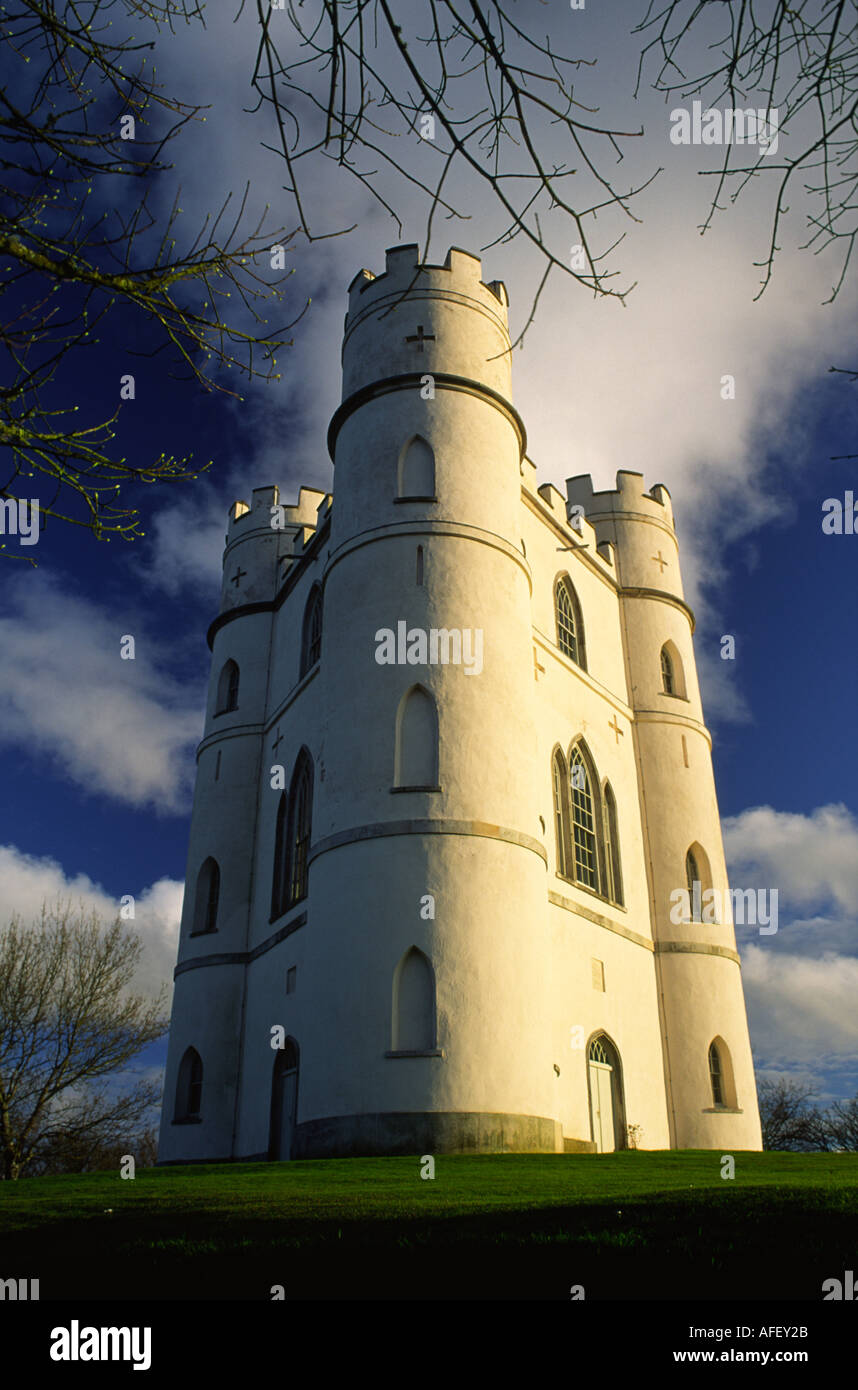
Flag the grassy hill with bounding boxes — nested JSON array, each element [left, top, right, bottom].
[[2, 1151, 857, 1300]]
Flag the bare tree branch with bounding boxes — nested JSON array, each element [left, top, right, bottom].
[[1, 0, 303, 550], [247, 0, 657, 346], [634, 0, 858, 300]]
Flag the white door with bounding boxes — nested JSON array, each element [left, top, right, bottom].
[[589, 1060, 615, 1153]]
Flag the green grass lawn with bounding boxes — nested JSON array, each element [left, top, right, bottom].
[[2, 1151, 856, 1300]]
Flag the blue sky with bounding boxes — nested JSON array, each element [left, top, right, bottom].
[[2, 1, 856, 1113]]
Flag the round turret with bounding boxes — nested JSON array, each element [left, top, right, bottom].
[[568, 470, 760, 1148], [301, 244, 558, 1155]]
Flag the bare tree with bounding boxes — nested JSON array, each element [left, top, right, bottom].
[[247, 0, 658, 348], [827, 1093, 858, 1150], [1, 0, 301, 554], [757, 1076, 830, 1151], [0, 901, 168, 1180], [634, 0, 858, 302], [31, 1120, 161, 1176]]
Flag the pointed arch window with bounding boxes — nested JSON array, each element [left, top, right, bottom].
[[215, 659, 239, 714], [686, 847, 701, 920], [288, 754, 313, 907], [661, 646, 675, 695], [569, 743, 600, 890], [709, 1041, 724, 1106], [552, 748, 570, 876], [553, 740, 623, 906], [398, 436, 436, 499], [391, 947, 437, 1052], [272, 753, 314, 920], [707, 1037, 736, 1108], [394, 685, 439, 788], [191, 857, 220, 935], [174, 1047, 203, 1121], [300, 586, 323, 677], [271, 793, 289, 920], [555, 578, 586, 669], [685, 843, 716, 921], [602, 782, 623, 906], [660, 640, 686, 699]]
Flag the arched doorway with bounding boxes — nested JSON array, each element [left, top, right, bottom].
[[269, 1038, 299, 1160], [587, 1034, 625, 1152]]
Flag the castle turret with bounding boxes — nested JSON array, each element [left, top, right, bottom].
[[301, 244, 559, 1155], [158, 484, 329, 1162], [567, 471, 761, 1148]]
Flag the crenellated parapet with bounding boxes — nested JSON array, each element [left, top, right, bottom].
[[566, 470, 675, 532], [346, 243, 509, 328], [339, 244, 513, 405], [220, 485, 331, 614], [566, 470, 681, 600], [533, 478, 616, 574]]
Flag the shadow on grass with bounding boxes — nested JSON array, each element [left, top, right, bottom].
[[6, 1186, 856, 1300]]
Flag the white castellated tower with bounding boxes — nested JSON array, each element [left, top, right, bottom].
[[158, 245, 762, 1162]]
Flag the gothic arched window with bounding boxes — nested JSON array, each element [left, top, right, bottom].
[[660, 640, 686, 698], [686, 847, 701, 920], [175, 1047, 203, 1121], [709, 1041, 724, 1106], [398, 436, 436, 499], [569, 743, 600, 891], [685, 843, 715, 921], [708, 1036, 735, 1107], [392, 947, 436, 1051], [287, 752, 313, 907], [300, 586, 323, 677], [215, 659, 239, 714], [602, 782, 623, 906], [271, 793, 289, 920], [661, 646, 675, 695], [192, 857, 220, 935], [394, 685, 439, 788], [271, 752, 314, 920], [552, 748, 570, 877], [555, 578, 586, 670]]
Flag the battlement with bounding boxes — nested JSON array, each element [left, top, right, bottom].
[[531, 475, 614, 572], [228, 485, 331, 539], [218, 485, 332, 615], [345, 244, 509, 336], [566, 471, 675, 531]]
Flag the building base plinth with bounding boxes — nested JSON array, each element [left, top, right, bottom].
[[291, 1111, 563, 1157]]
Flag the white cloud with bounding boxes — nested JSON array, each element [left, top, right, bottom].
[[0, 574, 202, 811], [741, 945, 858, 1073], [696, 644, 753, 725], [723, 804, 858, 1093], [133, 489, 227, 599], [724, 803, 858, 919], [0, 844, 182, 1004]]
